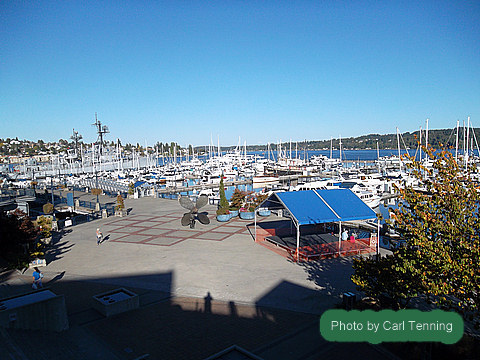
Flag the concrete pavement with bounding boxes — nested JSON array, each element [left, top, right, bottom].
[[1, 195, 391, 359]]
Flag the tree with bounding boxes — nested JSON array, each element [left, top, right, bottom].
[[352, 249, 422, 309], [116, 194, 125, 210], [218, 176, 229, 210], [128, 182, 135, 195], [0, 209, 41, 269], [230, 188, 247, 210], [352, 145, 480, 317], [43, 203, 54, 214], [35, 215, 52, 238]]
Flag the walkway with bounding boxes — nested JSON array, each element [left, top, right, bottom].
[[0, 196, 394, 359]]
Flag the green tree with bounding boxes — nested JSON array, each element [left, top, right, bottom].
[[0, 209, 41, 269], [352, 145, 480, 317], [116, 194, 125, 210], [43, 203, 54, 214], [218, 176, 229, 210]]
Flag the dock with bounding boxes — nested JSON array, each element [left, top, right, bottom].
[[155, 178, 253, 195]]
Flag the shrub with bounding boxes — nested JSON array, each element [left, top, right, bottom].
[[43, 203, 54, 214], [116, 194, 125, 210], [0, 209, 41, 270], [230, 188, 247, 209], [216, 207, 230, 216], [35, 215, 52, 238]]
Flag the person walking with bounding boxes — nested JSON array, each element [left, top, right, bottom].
[[32, 267, 43, 289], [96, 228, 103, 245]]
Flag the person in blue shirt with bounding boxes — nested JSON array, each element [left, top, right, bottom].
[[32, 267, 43, 289]]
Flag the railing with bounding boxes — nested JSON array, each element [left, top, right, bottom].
[[0, 188, 36, 198], [56, 212, 102, 229], [77, 199, 115, 213]]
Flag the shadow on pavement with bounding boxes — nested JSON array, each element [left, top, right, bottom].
[[0, 270, 323, 360]]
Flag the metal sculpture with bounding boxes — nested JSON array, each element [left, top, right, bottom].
[[179, 194, 210, 228]]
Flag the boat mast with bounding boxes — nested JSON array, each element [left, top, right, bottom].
[[396, 127, 402, 173], [419, 126, 422, 161], [330, 137, 333, 159], [455, 120, 459, 163], [376, 141, 380, 172], [339, 135, 342, 163], [465, 116, 470, 170], [425, 118, 429, 162], [92, 113, 109, 156]]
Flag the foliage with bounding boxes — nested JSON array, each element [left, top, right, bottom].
[[352, 253, 421, 309], [43, 202, 54, 214], [128, 182, 135, 195], [230, 188, 247, 210], [91, 188, 102, 196], [352, 144, 480, 318], [116, 194, 125, 210], [218, 176, 229, 210], [216, 207, 230, 216], [0, 209, 41, 269], [242, 191, 265, 212], [35, 215, 52, 238], [252, 193, 268, 208]]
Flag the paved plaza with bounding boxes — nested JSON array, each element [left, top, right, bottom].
[[41, 197, 359, 310], [0, 195, 391, 360]]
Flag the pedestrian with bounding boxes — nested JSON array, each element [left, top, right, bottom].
[[32, 267, 43, 289], [341, 229, 348, 241], [96, 228, 103, 245], [348, 231, 355, 243]]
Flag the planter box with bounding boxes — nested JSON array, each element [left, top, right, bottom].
[[92, 288, 139, 317], [229, 210, 239, 218], [28, 258, 46, 268], [0, 289, 69, 331], [216, 214, 230, 222], [239, 211, 255, 220], [257, 209, 271, 217], [115, 209, 127, 217]]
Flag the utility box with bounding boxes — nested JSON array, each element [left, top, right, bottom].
[[0, 289, 69, 332], [92, 288, 139, 317]]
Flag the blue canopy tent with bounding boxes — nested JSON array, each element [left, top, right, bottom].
[[255, 189, 379, 260]]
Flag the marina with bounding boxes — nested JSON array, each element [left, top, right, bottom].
[[2, 2, 479, 358], [2, 120, 480, 227]]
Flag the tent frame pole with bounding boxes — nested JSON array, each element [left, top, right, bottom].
[[254, 212, 257, 242], [338, 221, 342, 257], [296, 222, 300, 262], [377, 218, 380, 257]]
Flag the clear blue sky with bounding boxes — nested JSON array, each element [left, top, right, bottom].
[[1, 1, 479, 146]]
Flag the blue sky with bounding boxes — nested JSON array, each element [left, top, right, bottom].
[[1, 1, 479, 146]]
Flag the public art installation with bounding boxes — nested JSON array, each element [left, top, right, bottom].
[[179, 194, 210, 228]]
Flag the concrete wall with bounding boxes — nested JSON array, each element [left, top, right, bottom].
[[0, 289, 69, 332]]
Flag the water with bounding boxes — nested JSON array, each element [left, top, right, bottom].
[[161, 148, 479, 165]]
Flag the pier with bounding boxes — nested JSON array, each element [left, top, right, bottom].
[[155, 178, 253, 195]]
